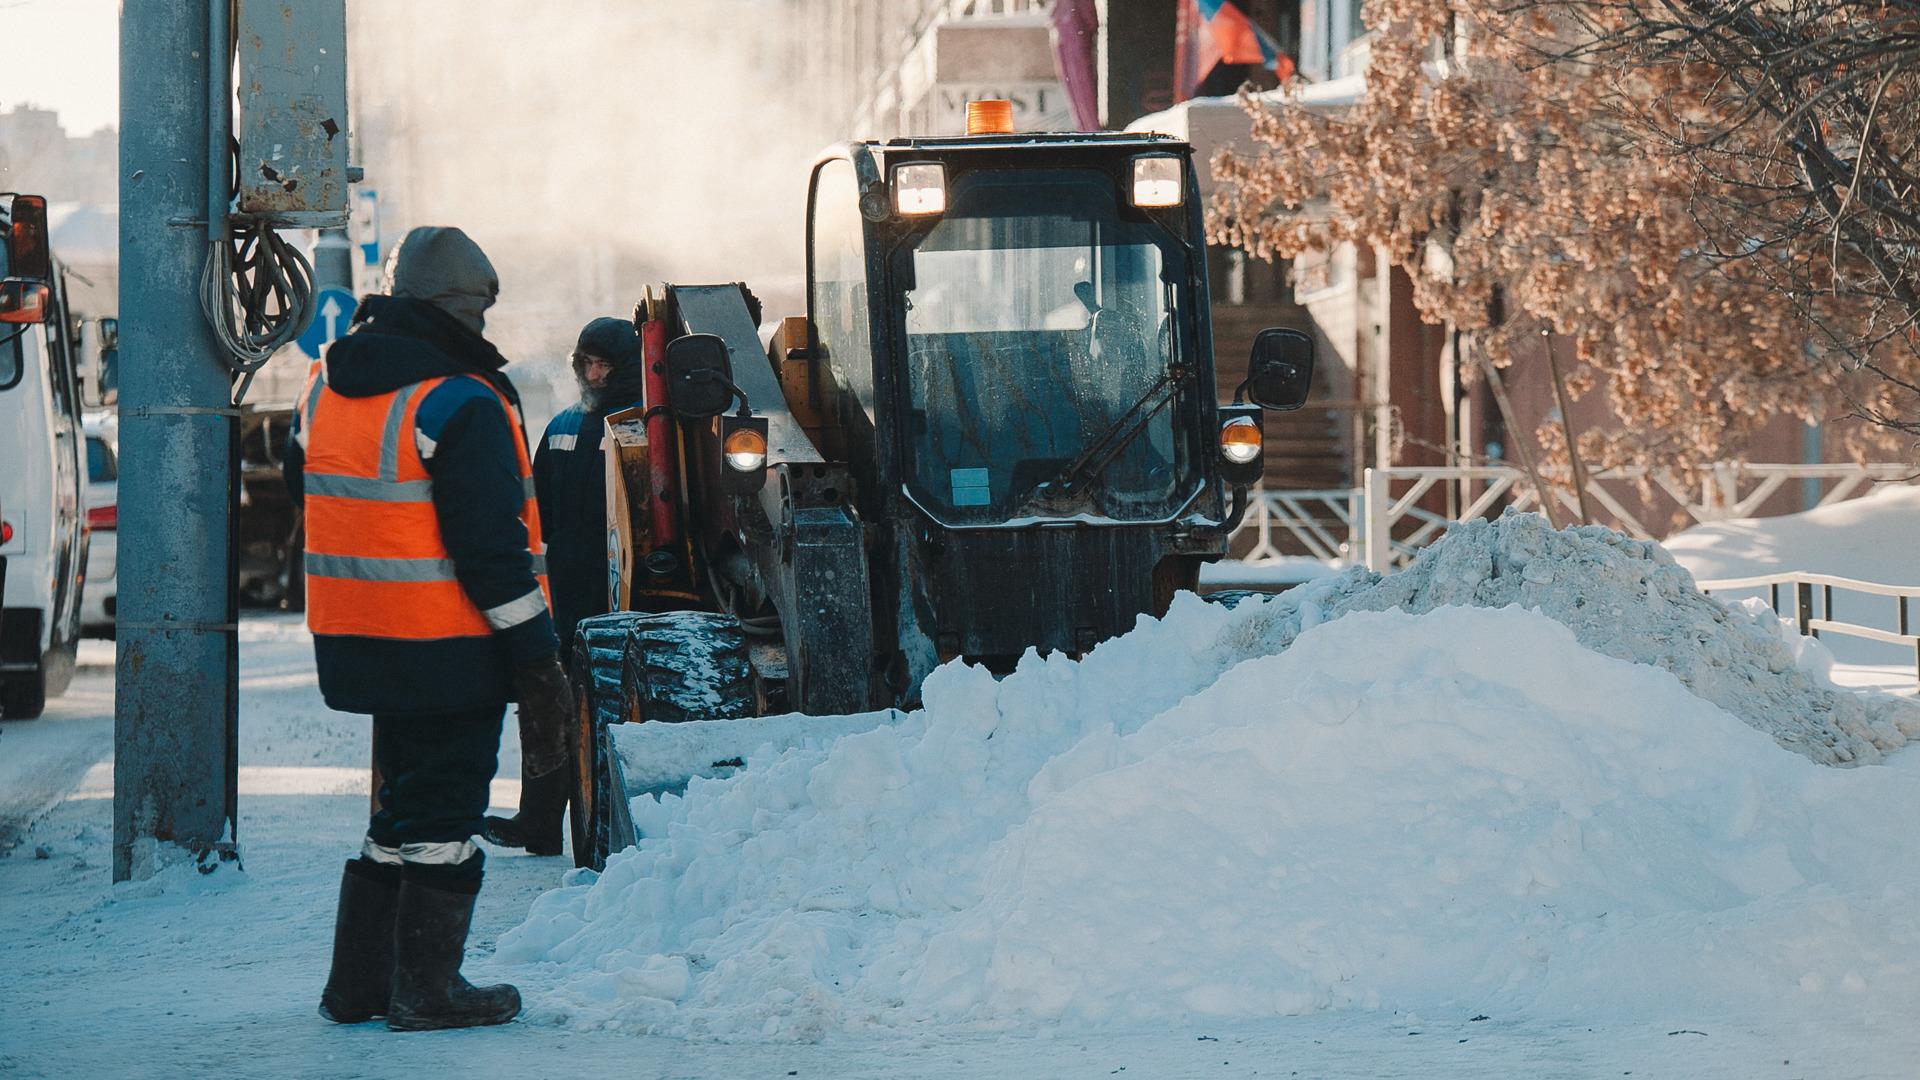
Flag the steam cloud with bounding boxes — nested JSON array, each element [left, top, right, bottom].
[[346, 0, 829, 420]]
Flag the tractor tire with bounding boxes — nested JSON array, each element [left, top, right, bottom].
[[575, 612, 756, 871], [568, 612, 652, 870], [619, 612, 757, 726]]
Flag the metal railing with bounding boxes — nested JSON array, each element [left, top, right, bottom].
[[1698, 572, 1920, 688], [1354, 462, 1916, 572], [1227, 462, 1915, 572], [1233, 487, 1362, 563]]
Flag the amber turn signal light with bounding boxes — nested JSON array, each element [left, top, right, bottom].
[[1219, 417, 1262, 464], [724, 426, 768, 472]]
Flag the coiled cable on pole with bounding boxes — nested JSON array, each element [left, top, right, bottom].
[[200, 217, 317, 405]]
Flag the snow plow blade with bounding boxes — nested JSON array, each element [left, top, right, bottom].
[[569, 599, 908, 870], [593, 709, 904, 870]]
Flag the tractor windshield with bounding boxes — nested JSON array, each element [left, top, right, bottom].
[[897, 169, 1198, 526]]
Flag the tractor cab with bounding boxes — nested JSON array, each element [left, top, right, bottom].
[[795, 128, 1312, 665], [813, 133, 1215, 530]]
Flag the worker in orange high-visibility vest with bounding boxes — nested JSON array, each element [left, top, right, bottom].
[[285, 226, 571, 1032]]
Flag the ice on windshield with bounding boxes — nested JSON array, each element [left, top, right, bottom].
[[905, 244, 1095, 335]]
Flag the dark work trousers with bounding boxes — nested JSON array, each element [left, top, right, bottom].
[[365, 703, 506, 882]]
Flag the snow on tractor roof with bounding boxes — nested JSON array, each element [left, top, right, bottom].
[[499, 512, 1920, 1038]]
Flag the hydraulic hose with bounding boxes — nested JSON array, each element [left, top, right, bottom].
[[640, 316, 681, 549]]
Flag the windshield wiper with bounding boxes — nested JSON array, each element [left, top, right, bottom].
[[1030, 363, 1190, 511]]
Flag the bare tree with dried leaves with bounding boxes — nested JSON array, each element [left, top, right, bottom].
[[1209, 0, 1918, 472], [1545, 0, 1920, 437]]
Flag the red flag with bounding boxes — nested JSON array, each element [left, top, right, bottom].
[[1178, 0, 1297, 101]]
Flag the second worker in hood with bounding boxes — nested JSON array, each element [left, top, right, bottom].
[[483, 316, 645, 855]]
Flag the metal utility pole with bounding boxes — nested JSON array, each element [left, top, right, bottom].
[[312, 229, 356, 294], [114, 0, 240, 881]]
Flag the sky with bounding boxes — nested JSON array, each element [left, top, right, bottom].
[[1, 0, 118, 133]]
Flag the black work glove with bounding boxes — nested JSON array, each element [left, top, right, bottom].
[[513, 653, 574, 780]]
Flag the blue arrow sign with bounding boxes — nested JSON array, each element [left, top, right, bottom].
[[298, 287, 357, 360]]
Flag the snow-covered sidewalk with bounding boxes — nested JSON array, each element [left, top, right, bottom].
[[7, 520, 1920, 1077]]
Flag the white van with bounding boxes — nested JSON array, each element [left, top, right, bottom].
[[0, 195, 87, 719]]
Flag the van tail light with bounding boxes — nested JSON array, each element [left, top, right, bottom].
[[87, 503, 117, 531], [0, 278, 49, 323], [1, 519, 12, 544]]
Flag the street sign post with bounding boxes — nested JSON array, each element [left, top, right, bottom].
[[297, 287, 357, 359]]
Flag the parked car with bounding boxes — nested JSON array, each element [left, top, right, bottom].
[[80, 413, 117, 635]]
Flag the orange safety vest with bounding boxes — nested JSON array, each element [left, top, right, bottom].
[[297, 361, 548, 641]]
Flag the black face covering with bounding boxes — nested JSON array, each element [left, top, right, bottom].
[[571, 317, 645, 413]]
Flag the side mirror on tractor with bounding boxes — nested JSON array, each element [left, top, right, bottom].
[[665, 332, 768, 495], [1242, 327, 1315, 411], [663, 333, 741, 420]]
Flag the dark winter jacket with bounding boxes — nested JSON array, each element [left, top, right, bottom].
[[536, 317, 646, 652], [286, 294, 559, 714]]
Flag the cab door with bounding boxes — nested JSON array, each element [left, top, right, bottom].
[[43, 269, 85, 658]]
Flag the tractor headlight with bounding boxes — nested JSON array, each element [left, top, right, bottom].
[[1131, 155, 1183, 208], [1219, 416, 1262, 464], [894, 163, 946, 216], [724, 426, 768, 472]]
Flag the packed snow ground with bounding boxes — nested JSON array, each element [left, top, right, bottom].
[[505, 514, 1920, 1053], [8, 513, 1920, 1076]]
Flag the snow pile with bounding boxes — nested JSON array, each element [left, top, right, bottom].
[[1309, 513, 1920, 765], [500, 514, 1920, 1039], [612, 709, 904, 792], [1666, 482, 1920, 586]]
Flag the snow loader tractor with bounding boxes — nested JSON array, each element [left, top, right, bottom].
[[568, 123, 1315, 869]]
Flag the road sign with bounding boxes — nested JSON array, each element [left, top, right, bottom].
[[297, 287, 357, 360], [353, 189, 381, 267]]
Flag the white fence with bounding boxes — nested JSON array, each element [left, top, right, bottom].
[[1227, 462, 1916, 572]]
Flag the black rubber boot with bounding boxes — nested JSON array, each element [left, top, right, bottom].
[[386, 871, 521, 1031], [481, 766, 567, 857], [319, 858, 401, 1024]]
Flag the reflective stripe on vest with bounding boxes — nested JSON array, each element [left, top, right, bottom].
[[302, 373, 548, 641]]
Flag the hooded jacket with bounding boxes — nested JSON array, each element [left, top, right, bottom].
[[387, 225, 498, 336], [286, 293, 558, 714], [536, 317, 646, 651]]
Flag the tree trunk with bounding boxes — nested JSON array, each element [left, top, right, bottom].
[[1545, 335, 1594, 526], [1473, 340, 1565, 530]]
